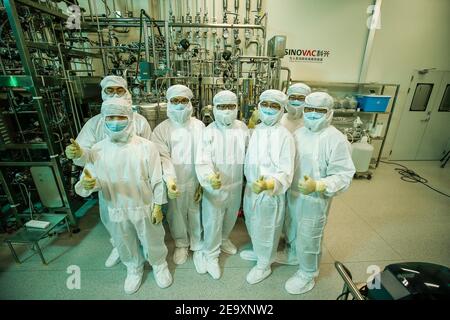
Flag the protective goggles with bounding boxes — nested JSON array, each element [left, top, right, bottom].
[[169, 96, 190, 104], [288, 94, 306, 102], [104, 86, 127, 97], [303, 106, 328, 114], [259, 100, 281, 110], [215, 104, 237, 110]]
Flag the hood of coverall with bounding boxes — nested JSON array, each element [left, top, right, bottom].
[[302, 92, 334, 132], [258, 89, 288, 127], [286, 83, 311, 119], [166, 84, 194, 125], [101, 97, 135, 143], [100, 75, 132, 104], [213, 90, 238, 128]]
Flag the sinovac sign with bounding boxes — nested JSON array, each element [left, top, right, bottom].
[[285, 48, 331, 63]]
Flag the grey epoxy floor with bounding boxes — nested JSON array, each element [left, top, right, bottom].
[[0, 161, 449, 300]]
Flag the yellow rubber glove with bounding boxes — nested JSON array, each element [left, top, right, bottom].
[[65, 138, 83, 159], [251, 176, 275, 194], [248, 109, 259, 129], [208, 172, 222, 189], [167, 178, 180, 199], [298, 175, 326, 195], [194, 184, 203, 203], [81, 168, 96, 190], [151, 204, 163, 224]]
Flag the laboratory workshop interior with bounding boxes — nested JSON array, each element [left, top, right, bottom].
[[0, 0, 449, 302]]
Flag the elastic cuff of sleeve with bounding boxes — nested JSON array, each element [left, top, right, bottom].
[[265, 179, 275, 191], [267, 178, 281, 196], [315, 181, 327, 193], [74, 151, 84, 160]]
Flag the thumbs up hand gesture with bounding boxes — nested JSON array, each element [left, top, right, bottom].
[[251, 175, 275, 194], [298, 175, 318, 195], [208, 172, 222, 190], [251, 176, 267, 194], [248, 109, 260, 129], [167, 178, 180, 199], [151, 204, 163, 224], [65, 138, 83, 159], [81, 168, 96, 190]]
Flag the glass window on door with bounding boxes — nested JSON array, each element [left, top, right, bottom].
[[410, 83, 433, 111], [438, 84, 450, 112]]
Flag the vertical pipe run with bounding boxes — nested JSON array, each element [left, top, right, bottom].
[[143, 20, 150, 63], [165, 19, 171, 84], [169, 0, 173, 17], [359, 0, 382, 84], [143, 19, 151, 93], [92, 0, 107, 75], [245, 0, 251, 23], [3, 0, 78, 226], [196, 0, 200, 15]]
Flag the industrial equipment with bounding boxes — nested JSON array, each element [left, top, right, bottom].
[[335, 261, 450, 300], [285, 80, 400, 174], [0, 0, 287, 232]]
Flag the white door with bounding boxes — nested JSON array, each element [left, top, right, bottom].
[[391, 70, 449, 160], [416, 72, 450, 160]]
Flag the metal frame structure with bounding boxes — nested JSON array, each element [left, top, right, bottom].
[[335, 261, 366, 300], [0, 0, 282, 231], [286, 80, 400, 169], [0, 0, 98, 228]]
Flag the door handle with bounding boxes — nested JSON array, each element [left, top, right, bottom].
[[420, 117, 431, 122]]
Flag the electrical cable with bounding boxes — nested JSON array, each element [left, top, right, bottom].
[[141, 10, 162, 36], [336, 291, 350, 300], [18, 182, 34, 219], [135, 8, 163, 79], [380, 161, 450, 198], [100, 0, 111, 17]]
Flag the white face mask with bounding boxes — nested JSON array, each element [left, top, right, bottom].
[[167, 102, 192, 124], [105, 119, 129, 132], [104, 116, 133, 142], [286, 101, 305, 118], [303, 110, 332, 132], [259, 105, 282, 126], [213, 108, 237, 127]]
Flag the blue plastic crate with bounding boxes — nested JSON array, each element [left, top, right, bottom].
[[356, 95, 391, 112]]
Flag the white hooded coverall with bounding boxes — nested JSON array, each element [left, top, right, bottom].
[[75, 100, 168, 274], [281, 83, 312, 261], [292, 92, 355, 278], [244, 89, 295, 269], [196, 90, 249, 260], [73, 76, 152, 246], [151, 85, 205, 251]]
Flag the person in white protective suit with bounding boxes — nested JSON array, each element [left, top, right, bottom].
[[74, 97, 172, 295], [195, 90, 249, 279], [276, 82, 311, 266], [284, 92, 355, 295], [151, 84, 206, 272], [65, 75, 152, 268], [241, 89, 295, 284], [280, 83, 311, 134]]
